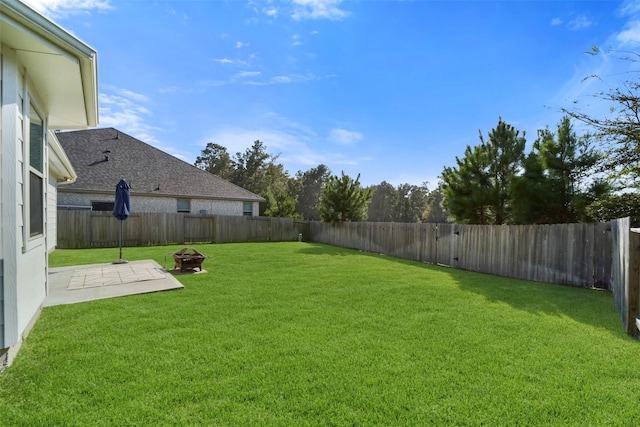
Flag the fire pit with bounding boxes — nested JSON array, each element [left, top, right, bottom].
[[172, 247, 208, 272]]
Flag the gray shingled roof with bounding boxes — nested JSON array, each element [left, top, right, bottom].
[[56, 128, 264, 201]]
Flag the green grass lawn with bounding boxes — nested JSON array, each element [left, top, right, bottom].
[[1, 242, 639, 425]]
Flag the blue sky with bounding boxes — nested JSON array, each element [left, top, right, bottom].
[[26, 0, 640, 187]]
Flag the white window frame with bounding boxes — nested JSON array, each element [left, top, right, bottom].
[[23, 92, 46, 252], [243, 202, 253, 216], [177, 198, 191, 213]]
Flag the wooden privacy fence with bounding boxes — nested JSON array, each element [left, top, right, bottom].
[[57, 212, 640, 337], [58, 212, 612, 289], [610, 217, 640, 337], [310, 221, 612, 289], [56, 210, 310, 249], [58, 212, 611, 289]]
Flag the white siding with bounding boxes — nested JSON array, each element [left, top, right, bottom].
[[1, 46, 21, 347], [16, 87, 24, 249], [1, 48, 49, 350], [46, 177, 57, 252], [0, 1, 98, 367], [15, 243, 45, 343], [0, 48, 4, 349], [58, 192, 255, 216], [191, 199, 243, 216], [17, 76, 47, 347]]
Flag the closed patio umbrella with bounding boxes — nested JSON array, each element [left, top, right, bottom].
[[112, 179, 131, 263]]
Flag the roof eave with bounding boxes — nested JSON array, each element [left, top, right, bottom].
[[48, 131, 77, 184], [0, 0, 99, 128]]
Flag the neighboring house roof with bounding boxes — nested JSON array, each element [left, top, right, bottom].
[[56, 128, 264, 202], [1, 0, 98, 128]]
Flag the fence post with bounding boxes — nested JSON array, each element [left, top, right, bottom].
[[452, 224, 460, 268], [629, 230, 640, 337]]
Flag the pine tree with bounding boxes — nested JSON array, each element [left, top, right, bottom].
[[194, 142, 234, 180], [319, 172, 372, 222], [442, 119, 525, 224], [441, 145, 494, 224]]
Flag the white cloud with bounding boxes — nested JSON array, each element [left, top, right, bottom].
[[205, 128, 321, 165], [272, 73, 317, 83], [98, 88, 189, 161], [213, 58, 250, 67], [551, 17, 562, 26], [567, 15, 593, 31], [98, 88, 159, 144], [23, 0, 112, 18], [291, 0, 349, 21], [158, 86, 179, 94], [611, 2, 640, 47], [620, 0, 640, 17], [616, 20, 640, 44], [553, 10, 640, 124], [236, 71, 262, 78], [200, 113, 368, 174], [264, 7, 278, 17], [238, 73, 321, 86], [329, 128, 362, 145], [113, 88, 150, 103], [200, 72, 319, 87], [235, 41, 248, 48], [272, 75, 293, 84]]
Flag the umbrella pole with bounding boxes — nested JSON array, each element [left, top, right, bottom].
[[113, 219, 128, 264]]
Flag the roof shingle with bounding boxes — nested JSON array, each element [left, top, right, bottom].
[[56, 128, 264, 201]]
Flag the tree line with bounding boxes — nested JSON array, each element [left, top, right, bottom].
[[441, 47, 640, 225], [193, 141, 445, 222], [194, 112, 638, 225], [441, 116, 610, 225], [194, 48, 640, 225], [194, 115, 637, 225]]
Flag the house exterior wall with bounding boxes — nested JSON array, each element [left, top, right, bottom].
[[58, 192, 259, 216], [0, 46, 6, 351], [0, 0, 98, 369], [1, 44, 20, 352], [46, 176, 58, 253], [1, 44, 51, 357]]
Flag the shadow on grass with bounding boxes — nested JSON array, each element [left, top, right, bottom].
[[452, 268, 627, 336], [300, 242, 629, 340], [297, 242, 356, 256], [51, 242, 629, 340]]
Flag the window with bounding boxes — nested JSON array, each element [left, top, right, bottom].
[[28, 104, 44, 237], [29, 172, 43, 236], [92, 201, 115, 212], [177, 199, 191, 213], [243, 202, 253, 216]]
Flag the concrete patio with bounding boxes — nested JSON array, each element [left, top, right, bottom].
[[44, 260, 184, 307]]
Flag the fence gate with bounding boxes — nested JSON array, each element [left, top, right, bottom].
[[434, 223, 455, 267]]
